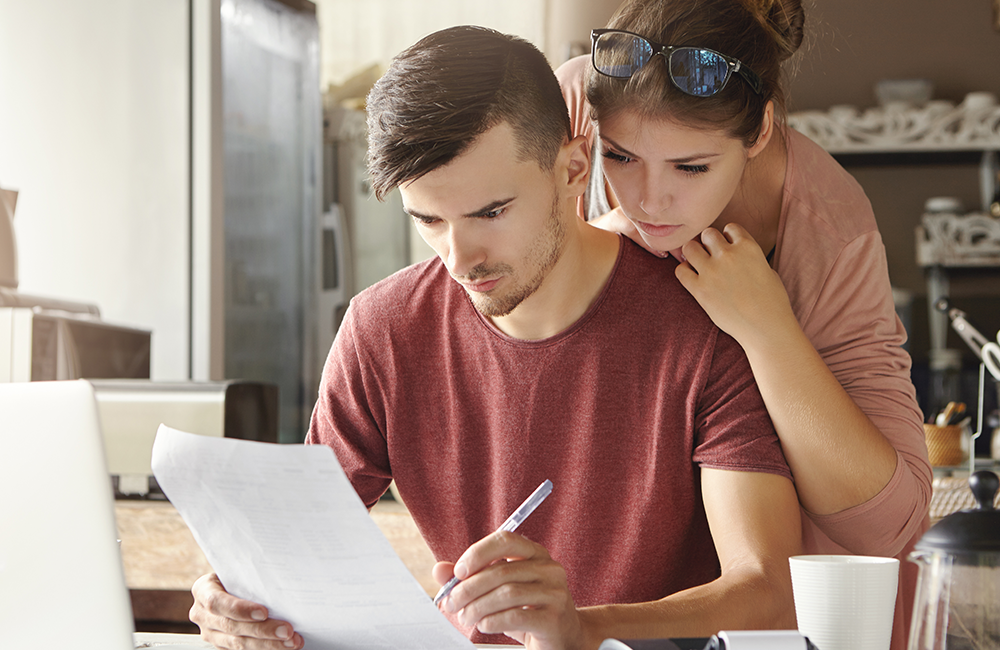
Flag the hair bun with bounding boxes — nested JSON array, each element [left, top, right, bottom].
[[748, 0, 805, 61]]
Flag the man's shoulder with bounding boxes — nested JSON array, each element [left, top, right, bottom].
[[349, 257, 453, 321], [612, 238, 708, 322]]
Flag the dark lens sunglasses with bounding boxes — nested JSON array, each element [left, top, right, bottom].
[[591, 28, 763, 97]]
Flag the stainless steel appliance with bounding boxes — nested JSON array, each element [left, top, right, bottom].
[[318, 105, 410, 375], [221, 0, 322, 443], [90, 378, 279, 497]]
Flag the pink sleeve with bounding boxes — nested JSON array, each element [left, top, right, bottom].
[[554, 54, 594, 142], [801, 232, 932, 556], [555, 55, 595, 221]]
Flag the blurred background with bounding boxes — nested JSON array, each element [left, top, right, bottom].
[[1, 0, 999, 440]]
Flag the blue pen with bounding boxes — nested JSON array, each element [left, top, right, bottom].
[[433, 479, 554, 607]]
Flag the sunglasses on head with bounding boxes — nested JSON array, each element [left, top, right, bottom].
[[591, 28, 763, 97]]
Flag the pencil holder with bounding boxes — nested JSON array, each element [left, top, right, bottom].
[[924, 423, 965, 467]]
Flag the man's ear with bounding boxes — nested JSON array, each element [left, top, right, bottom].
[[558, 134, 591, 198], [747, 101, 775, 159]]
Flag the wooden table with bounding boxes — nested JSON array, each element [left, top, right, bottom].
[[115, 498, 437, 632]]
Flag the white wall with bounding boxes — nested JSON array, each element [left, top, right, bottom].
[[0, 0, 191, 380], [313, 0, 547, 88]]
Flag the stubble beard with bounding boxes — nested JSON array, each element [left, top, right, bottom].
[[466, 193, 565, 318]]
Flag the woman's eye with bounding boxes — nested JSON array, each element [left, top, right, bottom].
[[412, 215, 439, 226], [601, 149, 632, 165], [678, 163, 709, 175]]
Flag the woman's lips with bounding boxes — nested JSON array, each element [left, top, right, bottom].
[[635, 220, 681, 238]]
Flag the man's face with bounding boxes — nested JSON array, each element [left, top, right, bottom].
[[399, 122, 566, 318]]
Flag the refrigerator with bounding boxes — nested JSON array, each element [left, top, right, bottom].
[[220, 0, 323, 442]]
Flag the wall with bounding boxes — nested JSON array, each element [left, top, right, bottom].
[[313, 0, 546, 88], [0, 0, 192, 380]]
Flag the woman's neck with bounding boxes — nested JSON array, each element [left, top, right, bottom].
[[716, 131, 787, 255]]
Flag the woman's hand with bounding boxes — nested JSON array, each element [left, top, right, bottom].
[[675, 223, 796, 347]]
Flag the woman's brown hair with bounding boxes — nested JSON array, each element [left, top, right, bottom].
[[586, 0, 805, 147]]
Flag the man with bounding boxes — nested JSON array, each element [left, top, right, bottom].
[[191, 25, 801, 650]]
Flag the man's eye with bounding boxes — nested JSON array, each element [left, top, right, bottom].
[[678, 164, 709, 175], [412, 215, 439, 226], [481, 207, 506, 219]]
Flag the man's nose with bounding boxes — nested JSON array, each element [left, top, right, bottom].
[[444, 226, 485, 278]]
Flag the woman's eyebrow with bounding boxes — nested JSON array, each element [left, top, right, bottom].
[[600, 134, 718, 164]]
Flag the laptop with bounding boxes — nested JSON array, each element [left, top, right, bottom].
[[0, 380, 134, 650]]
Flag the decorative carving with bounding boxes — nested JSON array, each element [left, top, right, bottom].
[[788, 93, 1000, 153], [916, 212, 1000, 267]]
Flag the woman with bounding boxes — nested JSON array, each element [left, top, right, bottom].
[[556, 1, 931, 648]]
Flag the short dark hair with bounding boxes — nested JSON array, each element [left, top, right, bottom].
[[366, 25, 571, 200]]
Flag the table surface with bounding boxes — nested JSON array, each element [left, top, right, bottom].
[[133, 633, 518, 649], [115, 496, 438, 597]]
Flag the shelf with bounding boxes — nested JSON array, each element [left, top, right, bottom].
[[917, 212, 1000, 268], [787, 94, 1000, 156]]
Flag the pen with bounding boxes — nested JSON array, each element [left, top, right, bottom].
[[433, 478, 553, 607]]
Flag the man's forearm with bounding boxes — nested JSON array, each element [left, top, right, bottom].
[[575, 565, 796, 649]]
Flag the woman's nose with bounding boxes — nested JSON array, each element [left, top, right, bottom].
[[638, 171, 670, 216]]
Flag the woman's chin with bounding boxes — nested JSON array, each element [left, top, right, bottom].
[[636, 231, 677, 256]]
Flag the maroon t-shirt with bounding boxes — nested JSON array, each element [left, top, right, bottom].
[[307, 237, 789, 643]]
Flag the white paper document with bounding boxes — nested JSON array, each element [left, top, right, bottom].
[[150, 425, 475, 650]]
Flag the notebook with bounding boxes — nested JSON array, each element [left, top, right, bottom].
[[0, 379, 135, 650]]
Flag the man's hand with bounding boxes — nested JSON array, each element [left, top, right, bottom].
[[432, 532, 590, 650], [189, 573, 303, 650]]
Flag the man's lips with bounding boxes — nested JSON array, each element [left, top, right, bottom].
[[635, 221, 681, 238], [462, 278, 500, 293]]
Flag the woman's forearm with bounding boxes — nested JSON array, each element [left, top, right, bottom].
[[739, 317, 899, 516]]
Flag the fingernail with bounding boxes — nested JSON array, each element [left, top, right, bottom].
[[276, 626, 289, 639], [251, 609, 267, 621], [454, 562, 468, 579], [283, 641, 295, 649]]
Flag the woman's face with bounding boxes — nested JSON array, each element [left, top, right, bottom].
[[598, 110, 751, 254]]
